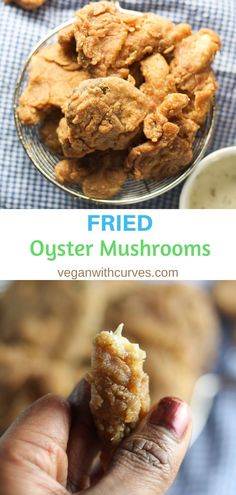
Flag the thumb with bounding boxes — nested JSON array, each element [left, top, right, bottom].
[[0, 394, 70, 495], [91, 397, 191, 495]]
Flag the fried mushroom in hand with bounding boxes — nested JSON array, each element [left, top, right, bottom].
[[87, 324, 150, 459]]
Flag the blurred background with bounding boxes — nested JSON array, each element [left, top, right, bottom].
[[0, 280, 236, 494]]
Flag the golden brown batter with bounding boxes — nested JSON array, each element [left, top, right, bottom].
[[88, 324, 150, 454]]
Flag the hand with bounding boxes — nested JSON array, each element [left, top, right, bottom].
[[0, 380, 192, 495]]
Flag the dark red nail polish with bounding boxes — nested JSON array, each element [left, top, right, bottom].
[[149, 397, 190, 439]]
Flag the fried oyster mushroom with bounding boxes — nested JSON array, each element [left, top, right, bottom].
[[18, 44, 89, 125], [39, 109, 63, 154], [87, 324, 150, 457], [59, 77, 152, 158], [170, 29, 221, 125], [127, 93, 198, 180], [0, 344, 85, 428], [213, 282, 236, 320], [55, 150, 127, 199], [73, 1, 191, 77], [180, 68, 218, 125], [140, 53, 176, 105], [170, 29, 221, 83]]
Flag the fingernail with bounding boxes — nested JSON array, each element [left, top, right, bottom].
[[149, 397, 190, 439]]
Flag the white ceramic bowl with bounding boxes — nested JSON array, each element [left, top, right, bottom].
[[179, 146, 236, 209]]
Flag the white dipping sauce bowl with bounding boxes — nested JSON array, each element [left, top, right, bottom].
[[179, 146, 236, 209]]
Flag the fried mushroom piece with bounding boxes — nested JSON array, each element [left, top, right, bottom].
[[170, 29, 221, 83], [55, 159, 86, 185], [41, 43, 79, 71], [213, 282, 236, 320], [87, 324, 150, 457], [40, 110, 63, 154], [170, 29, 221, 125], [169, 30, 220, 125], [128, 135, 193, 180], [5, 0, 47, 9], [0, 344, 85, 429], [143, 93, 191, 142], [180, 68, 218, 125], [55, 150, 127, 199], [74, 1, 129, 78], [127, 93, 197, 180], [58, 25, 77, 54], [74, 1, 190, 77], [82, 152, 127, 199], [57, 118, 80, 158], [18, 44, 89, 125], [140, 53, 176, 105], [60, 77, 152, 158]]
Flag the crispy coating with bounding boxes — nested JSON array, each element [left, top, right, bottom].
[[127, 93, 197, 180], [61, 77, 151, 157], [88, 324, 150, 452], [74, 1, 187, 77], [5, 0, 47, 9], [114, 14, 177, 69], [58, 25, 76, 54], [18, 44, 89, 125], [181, 68, 218, 125], [166, 23, 192, 48], [40, 110, 63, 154], [55, 159, 86, 185], [74, 1, 130, 77], [171, 29, 220, 125], [55, 150, 127, 199], [127, 135, 193, 180], [140, 53, 176, 105], [57, 118, 80, 158], [213, 282, 236, 320], [42, 43, 79, 71], [170, 29, 221, 83], [143, 93, 190, 141], [82, 151, 127, 199]]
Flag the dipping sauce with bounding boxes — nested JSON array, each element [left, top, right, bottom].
[[188, 155, 236, 208]]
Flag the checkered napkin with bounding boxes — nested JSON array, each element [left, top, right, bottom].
[[0, 0, 235, 209], [170, 332, 236, 495]]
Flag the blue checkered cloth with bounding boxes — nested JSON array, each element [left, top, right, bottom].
[[169, 327, 236, 495], [0, 0, 235, 208]]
